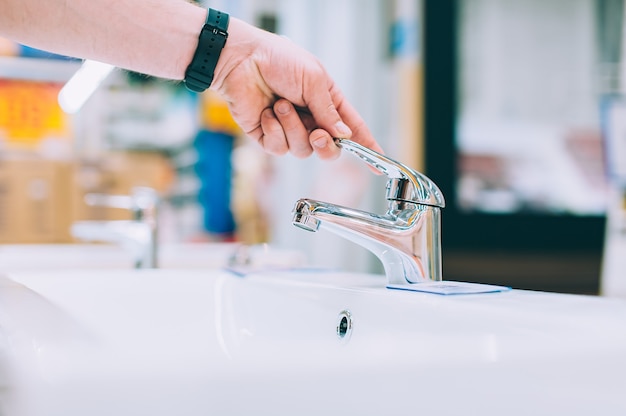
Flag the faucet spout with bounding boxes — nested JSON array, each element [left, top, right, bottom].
[[292, 139, 445, 286], [293, 199, 442, 285], [71, 186, 159, 269]]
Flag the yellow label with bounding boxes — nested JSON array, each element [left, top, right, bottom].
[[0, 80, 69, 147]]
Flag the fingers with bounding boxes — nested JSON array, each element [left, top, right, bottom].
[[259, 100, 312, 158], [259, 99, 340, 160], [273, 100, 313, 158], [258, 98, 381, 162], [275, 99, 341, 160], [259, 92, 377, 162], [308, 128, 341, 160], [259, 107, 288, 156]]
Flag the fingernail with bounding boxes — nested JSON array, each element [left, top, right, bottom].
[[312, 137, 328, 149], [276, 101, 290, 115], [334, 121, 352, 137]]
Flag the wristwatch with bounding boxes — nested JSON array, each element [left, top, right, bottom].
[[184, 8, 229, 93]]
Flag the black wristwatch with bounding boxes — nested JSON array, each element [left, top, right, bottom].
[[184, 8, 229, 93]]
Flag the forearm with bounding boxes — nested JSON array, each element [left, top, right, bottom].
[[0, 0, 206, 79]]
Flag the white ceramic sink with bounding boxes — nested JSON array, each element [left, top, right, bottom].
[[1, 268, 625, 416], [0, 243, 305, 271]]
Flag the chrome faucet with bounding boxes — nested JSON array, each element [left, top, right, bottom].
[[71, 186, 159, 269], [292, 138, 445, 287]]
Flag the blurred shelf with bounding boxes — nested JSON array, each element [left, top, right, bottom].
[[0, 56, 82, 83]]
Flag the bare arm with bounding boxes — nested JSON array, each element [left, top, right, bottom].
[[0, 0, 204, 79], [0, 0, 382, 159]]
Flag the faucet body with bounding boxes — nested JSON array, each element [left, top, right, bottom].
[[292, 139, 445, 286], [71, 187, 159, 269]]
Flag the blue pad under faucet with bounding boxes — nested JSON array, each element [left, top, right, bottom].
[[387, 281, 511, 295]]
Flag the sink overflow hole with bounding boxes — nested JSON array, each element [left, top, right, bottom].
[[336, 310, 353, 340]]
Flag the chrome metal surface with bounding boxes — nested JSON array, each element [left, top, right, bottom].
[[292, 139, 445, 285], [71, 186, 159, 268], [336, 138, 445, 207]]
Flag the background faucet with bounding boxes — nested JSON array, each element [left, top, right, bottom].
[[71, 186, 159, 269], [292, 139, 445, 286]]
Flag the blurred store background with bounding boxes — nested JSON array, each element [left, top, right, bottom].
[[424, 0, 625, 295], [2, 0, 626, 296]]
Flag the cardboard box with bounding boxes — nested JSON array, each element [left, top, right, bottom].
[[0, 151, 173, 243], [0, 156, 73, 243]]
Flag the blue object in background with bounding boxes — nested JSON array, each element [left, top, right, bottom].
[[194, 130, 236, 236], [19, 45, 78, 61]]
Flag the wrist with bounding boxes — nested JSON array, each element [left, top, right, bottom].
[[209, 17, 261, 92]]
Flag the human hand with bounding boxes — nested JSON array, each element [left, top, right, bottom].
[[211, 18, 384, 160]]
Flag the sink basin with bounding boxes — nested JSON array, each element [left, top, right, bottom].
[[1, 268, 625, 415], [0, 243, 305, 271]]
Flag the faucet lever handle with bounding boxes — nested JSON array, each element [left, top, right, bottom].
[[335, 138, 445, 208], [335, 138, 405, 179]]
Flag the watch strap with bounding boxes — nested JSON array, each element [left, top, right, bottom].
[[184, 9, 229, 93]]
